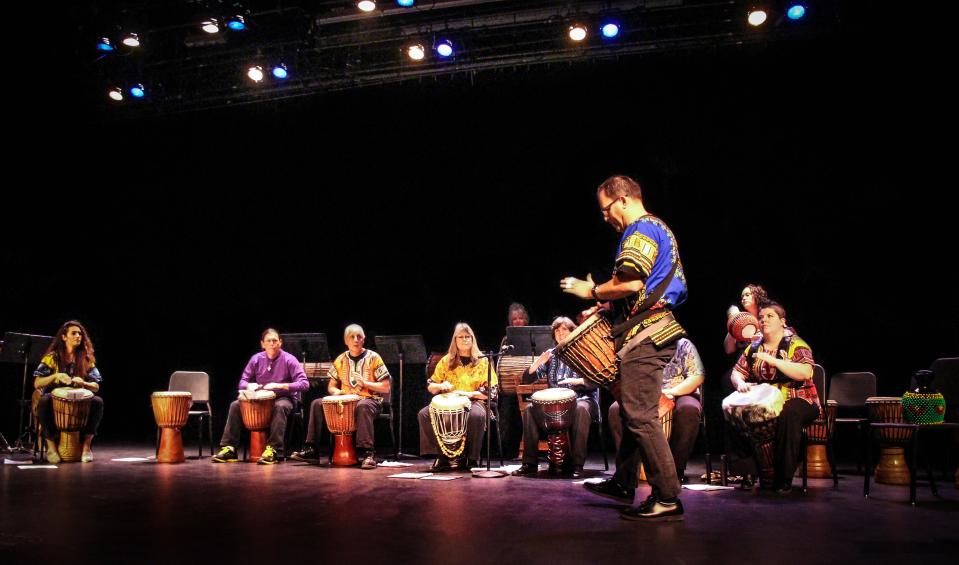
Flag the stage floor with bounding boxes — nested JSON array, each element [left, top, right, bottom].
[[2, 444, 957, 564]]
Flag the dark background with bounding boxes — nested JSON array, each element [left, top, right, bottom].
[[2, 5, 954, 454]]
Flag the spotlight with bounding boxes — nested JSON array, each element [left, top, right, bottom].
[[96, 37, 114, 52], [787, 4, 807, 20], [247, 66, 264, 82], [272, 64, 288, 79], [407, 43, 426, 61], [747, 9, 767, 26], [568, 24, 587, 42], [108, 87, 124, 101], [228, 15, 247, 31], [397, 0, 415, 6], [357, 1, 376, 12], [201, 18, 220, 34], [122, 33, 140, 47], [601, 22, 620, 39], [130, 84, 146, 98], [435, 39, 453, 58]]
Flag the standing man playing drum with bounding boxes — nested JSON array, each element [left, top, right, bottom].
[[291, 324, 391, 469], [213, 328, 309, 464], [562, 174, 688, 522]]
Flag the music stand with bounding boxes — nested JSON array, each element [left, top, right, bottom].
[[373, 335, 427, 461], [505, 326, 554, 357], [0, 332, 53, 454], [281, 333, 331, 363]]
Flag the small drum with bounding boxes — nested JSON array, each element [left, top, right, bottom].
[[51, 387, 94, 463], [638, 395, 676, 481], [555, 314, 618, 387], [429, 393, 472, 459], [866, 396, 913, 485], [803, 400, 837, 478], [323, 394, 361, 466], [152, 391, 192, 464], [530, 388, 577, 469], [723, 384, 785, 487], [239, 390, 277, 462], [496, 355, 534, 395], [727, 311, 760, 342]]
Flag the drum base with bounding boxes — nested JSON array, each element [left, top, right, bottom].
[[157, 427, 185, 464], [875, 446, 911, 485], [248, 430, 269, 463], [58, 431, 83, 463], [545, 431, 570, 469], [805, 445, 833, 478], [331, 434, 357, 466]]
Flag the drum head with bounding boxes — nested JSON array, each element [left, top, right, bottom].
[[240, 389, 277, 401], [531, 387, 576, 403], [152, 391, 192, 398], [565, 313, 604, 343], [865, 397, 902, 404], [430, 393, 471, 411], [51, 387, 93, 401], [721, 383, 781, 409], [323, 393, 361, 403]]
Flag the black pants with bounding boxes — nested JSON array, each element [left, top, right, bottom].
[[613, 339, 680, 499], [724, 397, 819, 484], [418, 401, 487, 461], [219, 397, 294, 455], [522, 398, 596, 467], [38, 394, 104, 439], [303, 397, 382, 451], [609, 394, 701, 477]]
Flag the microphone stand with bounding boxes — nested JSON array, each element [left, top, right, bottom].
[[472, 346, 511, 478]]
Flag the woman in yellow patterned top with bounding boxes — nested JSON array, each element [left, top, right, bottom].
[[417, 322, 497, 472]]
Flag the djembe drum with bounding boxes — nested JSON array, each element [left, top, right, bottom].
[[803, 399, 838, 478], [530, 388, 577, 470], [323, 394, 361, 466], [727, 310, 760, 343], [51, 387, 94, 462], [239, 390, 277, 462], [866, 396, 913, 485], [556, 314, 618, 387], [496, 355, 534, 395], [638, 395, 676, 481], [429, 393, 472, 460], [152, 391, 192, 463], [723, 384, 785, 488]]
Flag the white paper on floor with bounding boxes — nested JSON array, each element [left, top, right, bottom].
[[379, 461, 415, 467], [388, 472, 434, 479], [574, 477, 608, 485], [5, 458, 30, 465], [421, 474, 465, 481], [683, 484, 735, 491], [19, 465, 58, 470], [470, 464, 520, 473], [111, 457, 151, 462]]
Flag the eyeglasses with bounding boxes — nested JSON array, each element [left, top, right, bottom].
[[600, 198, 621, 216], [456, 335, 473, 340]]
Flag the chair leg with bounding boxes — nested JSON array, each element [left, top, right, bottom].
[[705, 452, 713, 485], [828, 438, 839, 487], [598, 419, 609, 471], [389, 414, 397, 461], [208, 414, 215, 457], [720, 454, 728, 486], [802, 436, 808, 493], [197, 415, 203, 458]]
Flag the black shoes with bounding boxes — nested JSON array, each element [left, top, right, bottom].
[[775, 483, 793, 494], [290, 446, 319, 462], [621, 498, 685, 522], [583, 478, 635, 503], [511, 463, 539, 477], [430, 457, 453, 472]]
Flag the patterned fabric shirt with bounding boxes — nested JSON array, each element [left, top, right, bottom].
[[532, 348, 599, 404], [33, 352, 102, 394], [430, 354, 498, 401], [662, 338, 705, 396], [328, 349, 390, 401], [734, 334, 819, 407]]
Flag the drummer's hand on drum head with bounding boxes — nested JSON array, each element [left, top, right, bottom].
[[55, 373, 72, 386], [560, 274, 594, 300], [246, 383, 261, 391], [263, 382, 286, 391], [735, 379, 752, 393], [70, 376, 86, 388], [557, 377, 584, 387]]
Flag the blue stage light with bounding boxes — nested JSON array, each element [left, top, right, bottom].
[[787, 5, 806, 20], [397, 0, 415, 6], [97, 37, 114, 52], [436, 39, 454, 58], [228, 16, 246, 31], [130, 84, 145, 98], [601, 22, 620, 39], [272, 64, 288, 79]]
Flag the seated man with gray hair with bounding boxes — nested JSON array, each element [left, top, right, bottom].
[[291, 324, 391, 469]]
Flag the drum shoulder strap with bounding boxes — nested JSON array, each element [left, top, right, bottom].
[[609, 256, 678, 340]]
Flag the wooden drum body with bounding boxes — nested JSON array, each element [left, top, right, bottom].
[[323, 394, 360, 466], [429, 393, 472, 460], [530, 388, 577, 468], [866, 396, 913, 485], [51, 387, 93, 463], [496, 355, 534, 396], [555, 314, 618, 387], [239, 390, 277, 462], [639, 396, 676, 481], [723, 384, 784, 487], [152, 391, 192, 463], [804, 400, 837, 478]]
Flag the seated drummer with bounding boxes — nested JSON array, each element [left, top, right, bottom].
[[418, 322, 497, 472], [33, 320, 103, 463], [512, 316, 598, 478], [608, 337, 705, 484], [726, 302, 819, 493], [291, 324, 391, 469], [213, 328, 309, 464]]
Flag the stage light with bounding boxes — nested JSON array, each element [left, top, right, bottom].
[[108, 88, 124, 101], [357, 1, 376, 12], [601, 22, 620, 39], [435, 39, 453, 58], [122, 33, 140, 47], [397, 0, 415, 6], [747, 9, 768, 26], [407, 44, 426, 61], [228, 15, 247, 31], [130, 84, 146, 98], [96, 37, 114, 52], [247, 66, 264, 82], [787, 4, 806, 20], [272, 64, 288, 79], [202, 18, 220, 34], [568, 24, 587, 42]]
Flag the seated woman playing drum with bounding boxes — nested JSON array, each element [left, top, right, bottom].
[[512, 317, 598, 479], [33, 320, 103, 463], [417, 323, 497, 472], [724, 302, 820, 493]]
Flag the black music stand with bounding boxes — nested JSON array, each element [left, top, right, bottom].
[[504, 326, 554, 356], [0, 332, 53, 454], [281, 333, 331, 364], [474, 348, 510, 478], [373, 335, 427, 461]]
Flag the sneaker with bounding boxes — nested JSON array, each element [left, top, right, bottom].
[[584, 478, 635, 503], [361, 453, 377, 470], [621, 498, 685, 522], [213, 446, 239, 463], [46, 446, 61, 465], [291, 446, 319, 462], [258, 446, 278, 465], [81, 450, 93, 463]]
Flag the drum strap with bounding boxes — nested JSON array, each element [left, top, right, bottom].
[[609, 256, 678, 350]]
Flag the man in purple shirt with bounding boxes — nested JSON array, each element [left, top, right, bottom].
[[213, 328, 309, 464]]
